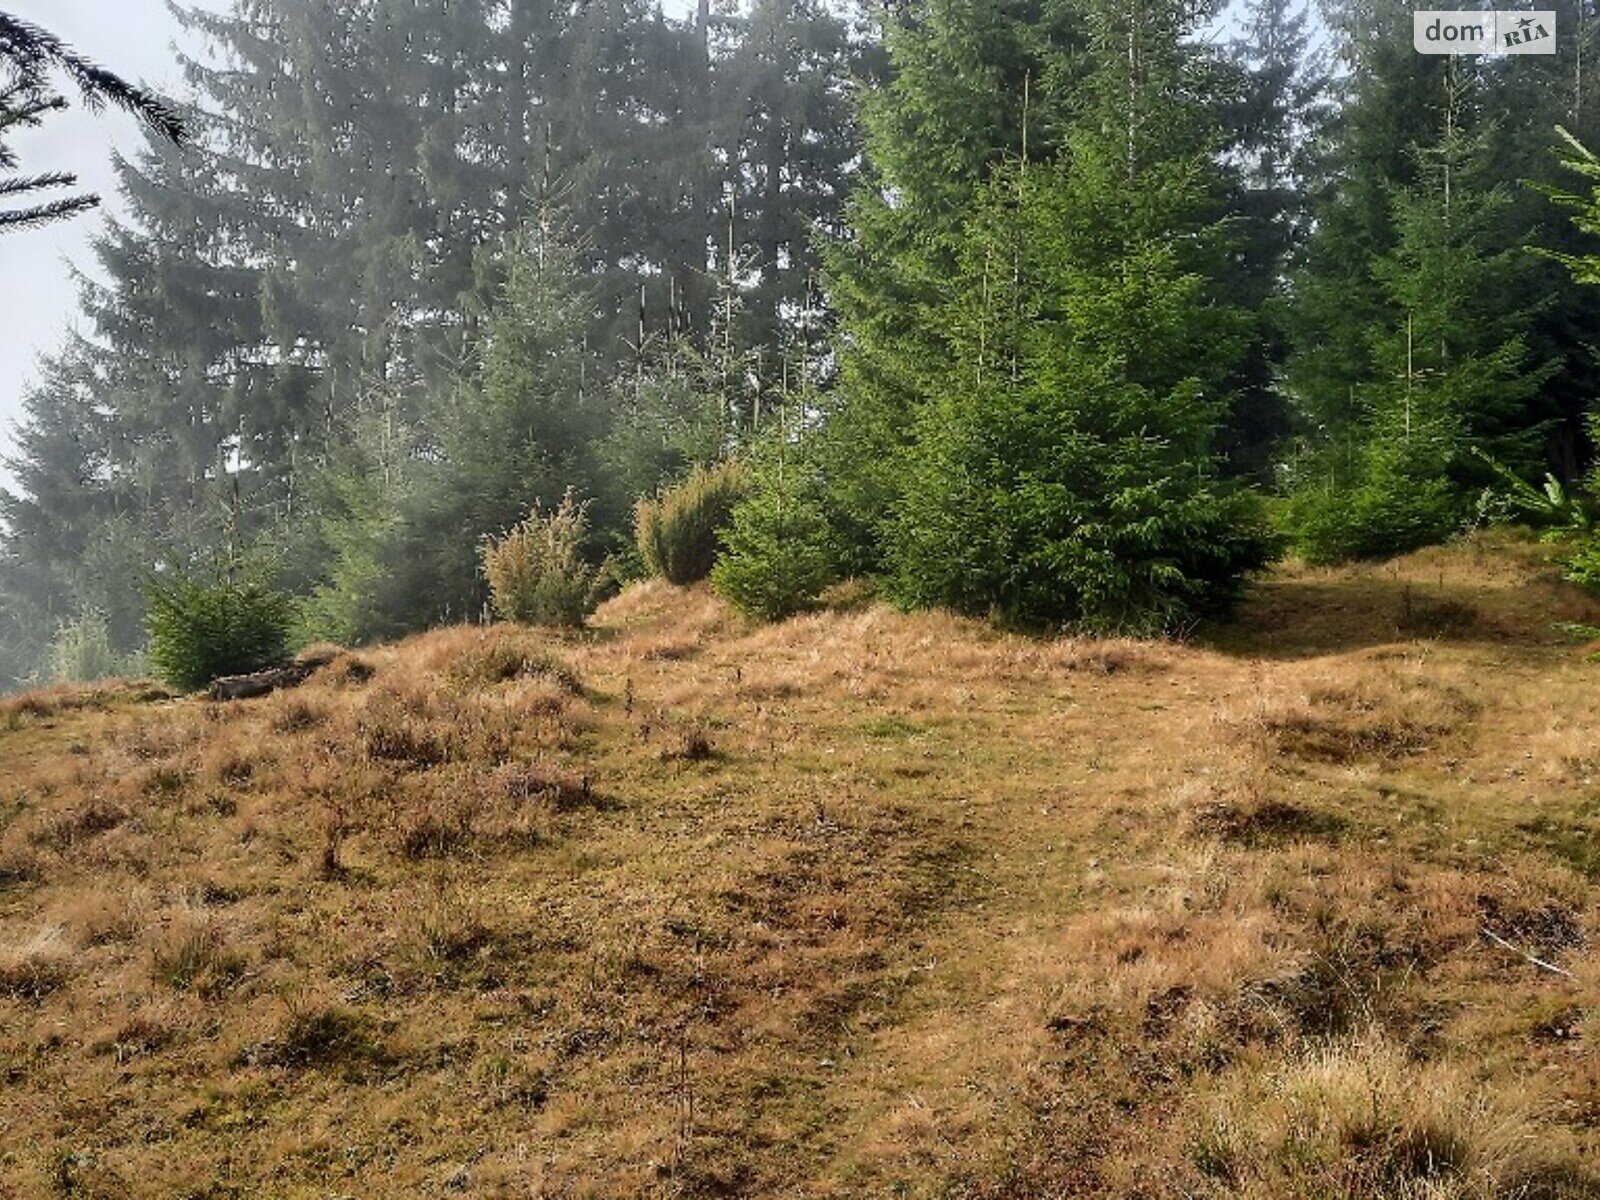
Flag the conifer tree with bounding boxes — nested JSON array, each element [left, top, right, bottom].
[[715, 0, 863, 355], [816, 0, 1092, 575], [822, 0, 1273, 629], [1286, 53, 1555, 563], [1287, 0, 1452, 450], [1213, 0, 1329, 479], [0, 10, 184, 231], [350, 223, 605, 634], [0, 346, 132, 679]]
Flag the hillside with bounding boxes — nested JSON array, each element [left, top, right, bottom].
[[2, 531, 1599, 1198]]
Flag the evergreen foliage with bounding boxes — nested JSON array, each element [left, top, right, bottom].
[[600, 335, 733, 522], [1284, 55, 1554, 563], [5, 0, 1600, 679], [712, 423, 834, 622], [145, 575, 295, 692], [1567, 413, 1600, 590], [0, 11, 183, 231], [368, 226, 604, 631], [0, 0, 861, 681], [1540, 132, 1600, 587], [825, 0, 1275, 631]]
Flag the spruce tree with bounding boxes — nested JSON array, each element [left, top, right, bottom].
[[714, 0, 862, 355], [843, 0, 1273, 630], [353, 223, 604, 634], [1287, 62, 1554, 563], [0, 10, 183, 231], [1213, 0, 1329, 480], [813, 1, 1076, 575], [0, 345, 134, 679]]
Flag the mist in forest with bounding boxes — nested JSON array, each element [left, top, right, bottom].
[[3, 0, 1600, 690]]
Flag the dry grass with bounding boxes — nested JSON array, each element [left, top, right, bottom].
[[0, 928, 71, 1002], [1184, 1033, 1568, 1198], [0, 529, 1598, 1196]]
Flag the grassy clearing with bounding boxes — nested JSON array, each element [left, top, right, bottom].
[[1, 530, 1598, 1197]]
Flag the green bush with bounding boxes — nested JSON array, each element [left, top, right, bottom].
[[1288, 476, 1461, 566], [887, 381, 1276, 634], [711, 467, 835, 622], [481, 491, 607, 627], [1566, 534, 1600, 591], [635, 459, 752, 585], [1285, 426, 1465, 566], [145, 576, 296, 691], [1568, 415, 1600, 590], [893, 476, 1274, 634], [48, 609, 127, 683]]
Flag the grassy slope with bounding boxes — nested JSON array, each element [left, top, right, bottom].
[[1, 529, 1599, 1198]]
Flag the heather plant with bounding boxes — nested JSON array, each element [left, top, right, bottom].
[[635, 459, 752, 586], [481, 491, 607, 628]]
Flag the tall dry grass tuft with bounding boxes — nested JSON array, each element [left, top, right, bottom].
[[150, 917, 246, 998], [444, 632, 580, 694], [1186, 1034, 1572, 1198], [0, 927, 71, 1001]]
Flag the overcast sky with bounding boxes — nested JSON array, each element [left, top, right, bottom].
[[0, 1, 711, 486], [1, 1, 235, 478]]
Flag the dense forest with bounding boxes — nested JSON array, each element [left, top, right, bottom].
[[4, 0, 1600, 690]]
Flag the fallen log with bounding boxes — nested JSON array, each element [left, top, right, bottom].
[[207, 664, 314, 702]]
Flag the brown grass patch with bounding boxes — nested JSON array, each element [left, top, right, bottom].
[[1181, 1034, 1573, 1198], [324, 651, 377, 685], [150, 920, 246, 997], [1242, 668, 1477, 765], [0, 541, 1597, 1195], [1193, 798, 1348, 847], [29, 800, 128, 850], [0, 928, 71, 1001], [269, 698, 325, 734], [500, 764, 595, 811], [0, 850, 43, 891], [242, 1001, 388, 1072]]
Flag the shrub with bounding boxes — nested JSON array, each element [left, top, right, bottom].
[[1563, 413, 1600, 590], [635, 458, 752, 585], [145, 575, 295, 691], [711, 463, 835, 622], [1566, 533, 1600, 591], [1286, 432, 1463, 566], [889, 381, 1276, 632], [481, 491, 607, 628], [48, 609, 126, 683], [1289, 476, 1461, 566]]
